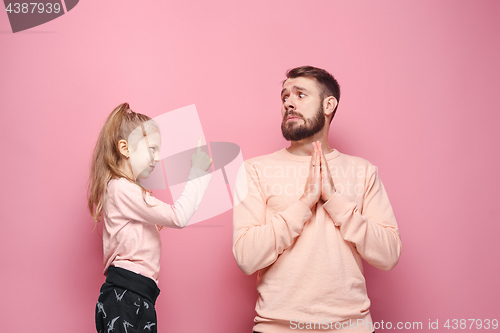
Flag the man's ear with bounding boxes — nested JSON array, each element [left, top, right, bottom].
[[117, 139, 130, 158], [323, 96, 338, 117]]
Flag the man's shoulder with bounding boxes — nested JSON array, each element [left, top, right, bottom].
[[244, 149, 285, 166], [334, 150, 379, 176], [336, 150, 374, 166]]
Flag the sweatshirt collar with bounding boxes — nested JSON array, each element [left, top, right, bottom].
[[280, 147, 340, 162]]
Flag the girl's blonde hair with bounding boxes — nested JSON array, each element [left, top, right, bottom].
[[87, 103, 159, 223]]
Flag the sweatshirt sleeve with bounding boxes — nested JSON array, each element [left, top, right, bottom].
[[232, 161, 313, 275], [323, 168, 402, 271], [113, 167, 212, 228]]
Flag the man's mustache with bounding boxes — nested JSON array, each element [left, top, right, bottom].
[[283, 111, 304, 121]]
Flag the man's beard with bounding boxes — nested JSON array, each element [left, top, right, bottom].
[[281, 106, 325, 141]]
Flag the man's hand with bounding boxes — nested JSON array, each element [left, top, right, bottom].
[[299, 142, 322, 209], [317, 142, 336, 202], [191, 137, 213, 171], [300, 141, 336, 208]]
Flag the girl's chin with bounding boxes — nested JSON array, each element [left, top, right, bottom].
[[136, 171, 151, 180]]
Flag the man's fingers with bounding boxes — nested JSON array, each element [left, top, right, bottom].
[[315, 142, 321, 177], [320, 146, 327, 176], [321, 148, 331, 178], [310, 145, 316, 172]]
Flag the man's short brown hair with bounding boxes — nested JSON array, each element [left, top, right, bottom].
[[285, 66, 341, 122]]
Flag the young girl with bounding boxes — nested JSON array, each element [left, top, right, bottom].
[[88, 103, 212, 333]]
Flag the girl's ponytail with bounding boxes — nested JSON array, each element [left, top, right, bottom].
[[87, 103, 158, 224]]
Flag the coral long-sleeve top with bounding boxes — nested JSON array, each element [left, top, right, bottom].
[[233, 149, 402, 333], [102, 167, 212, 283]]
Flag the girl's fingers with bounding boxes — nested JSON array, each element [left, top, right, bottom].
[[197, 137, 203, 152]]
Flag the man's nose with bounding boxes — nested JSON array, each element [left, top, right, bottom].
[[284, 98, 295, 111]]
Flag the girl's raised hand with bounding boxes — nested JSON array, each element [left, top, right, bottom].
[[190, 137, 213, 171]]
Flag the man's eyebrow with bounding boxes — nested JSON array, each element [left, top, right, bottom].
[[281, 85, 309, 97], [294, 86, 309, 93]]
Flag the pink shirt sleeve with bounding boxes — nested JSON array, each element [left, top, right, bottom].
[[323, 168, 402, 271], [232, 161, 313, 275], [113, 167, 212, 229]]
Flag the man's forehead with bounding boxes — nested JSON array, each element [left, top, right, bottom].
[[281, 76, 320, 95], [282, 77, 320, 93]]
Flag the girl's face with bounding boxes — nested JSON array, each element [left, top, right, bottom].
[[129, 130, 161, 180]]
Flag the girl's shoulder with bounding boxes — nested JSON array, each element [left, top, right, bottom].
[[106, 177, 158, 215], [106, 177, 147, 208], [107, 177, 141, 196]]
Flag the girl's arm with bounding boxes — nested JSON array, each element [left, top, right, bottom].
[[111, 167, 212, 228]]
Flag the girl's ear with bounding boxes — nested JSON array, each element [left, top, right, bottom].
[[117, 139, 130, 158]]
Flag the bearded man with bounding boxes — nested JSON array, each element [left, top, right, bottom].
[[233, 66, 402, 333]]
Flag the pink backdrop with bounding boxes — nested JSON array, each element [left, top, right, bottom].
[[1, 1, 499, 332]]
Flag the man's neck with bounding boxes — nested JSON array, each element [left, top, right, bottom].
[[286, 132, 333, 156]]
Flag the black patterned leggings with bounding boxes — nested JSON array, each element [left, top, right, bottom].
[[95, 266, 161, 333]]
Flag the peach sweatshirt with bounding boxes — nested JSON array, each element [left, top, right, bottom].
[[233, 149, 401, 333], [102, 167, 212, 284]]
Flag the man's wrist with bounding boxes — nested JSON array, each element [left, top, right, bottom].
[[322, 190, 336, 203], [299, 196, 314, 209]]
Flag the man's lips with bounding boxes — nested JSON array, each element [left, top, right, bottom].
[[286, 115, 302, 121]]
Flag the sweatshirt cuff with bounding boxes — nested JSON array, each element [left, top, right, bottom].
[[282, 200, 313, 234], [188, 167, 211, 180], [323, 191, 358, 227]]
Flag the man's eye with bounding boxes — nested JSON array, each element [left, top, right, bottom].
[[299, 93, 305, 98], [150, 147, 156, 152]]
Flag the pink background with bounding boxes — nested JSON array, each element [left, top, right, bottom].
[[1, 1, 499, 332]]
